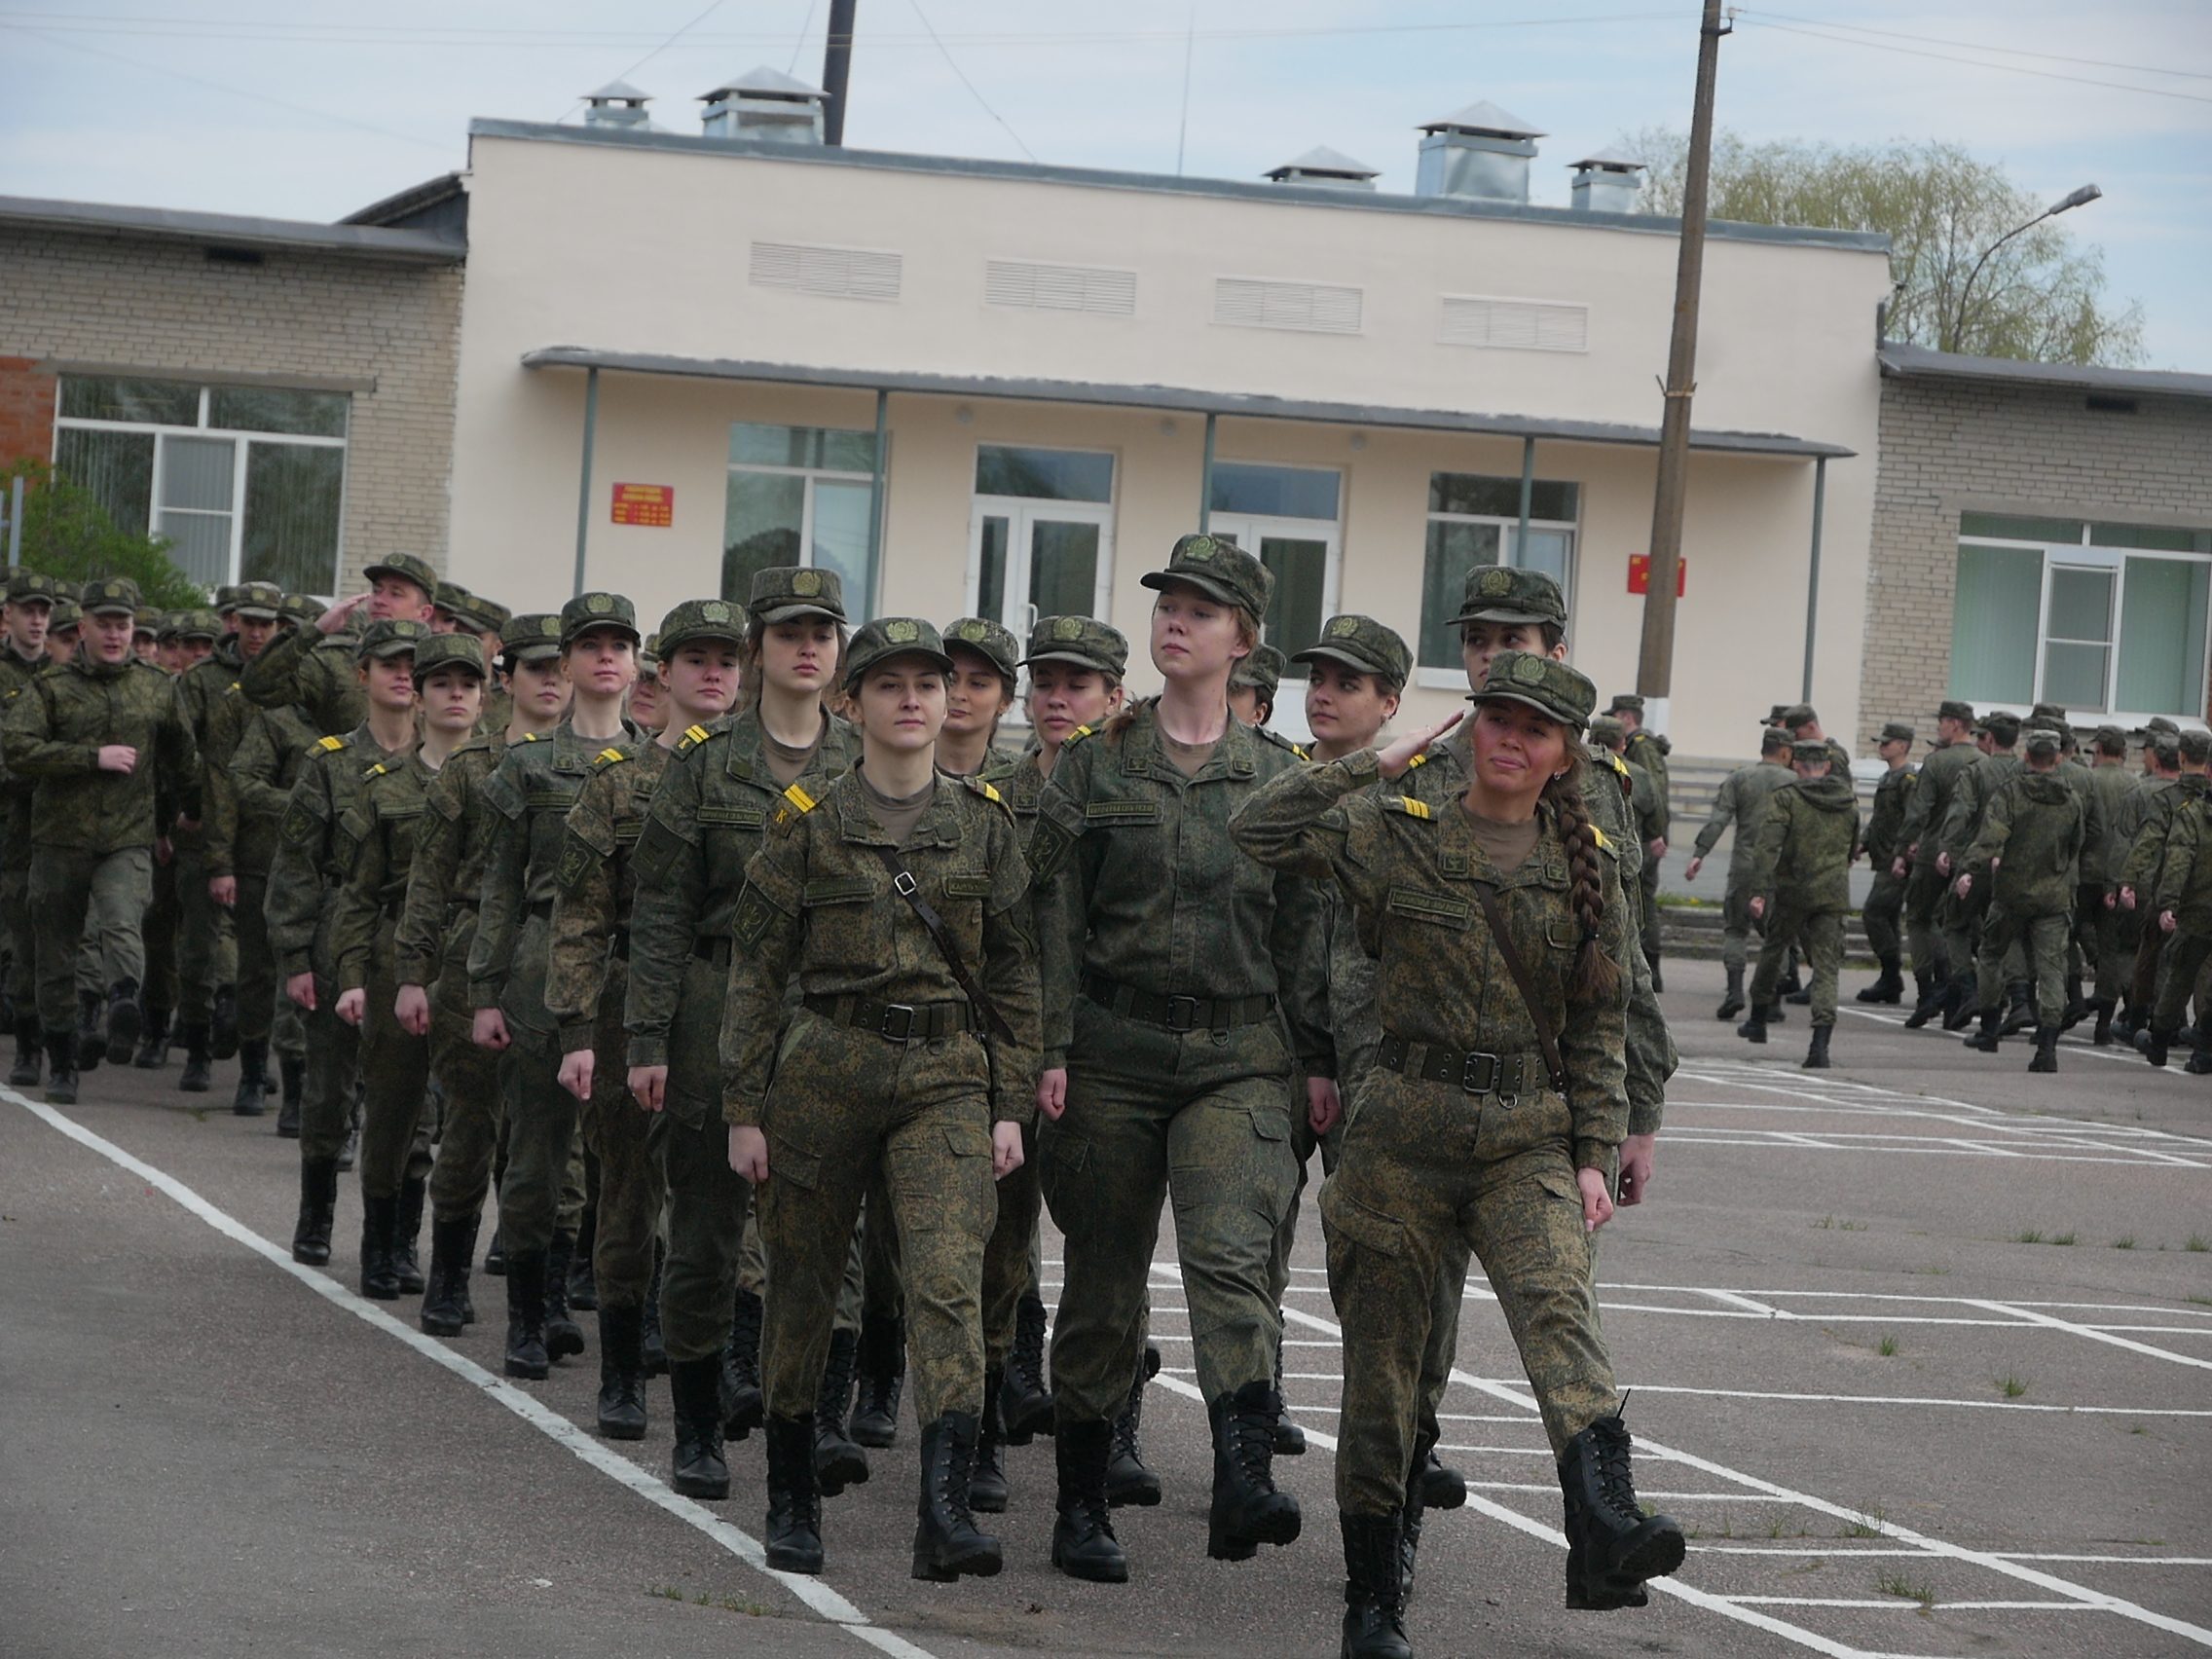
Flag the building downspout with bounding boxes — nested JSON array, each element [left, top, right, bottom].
[[1198, 412, 1217, 533], [1515, 435, 1535, 564], [867, 387, 887, 611], [1802, 455, 1826, 705], [571, 365, 599, 599]]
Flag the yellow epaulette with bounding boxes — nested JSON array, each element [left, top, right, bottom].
[[1406, 751, 1429, 770], [1593, 824, 1610, 849], [229, 681, 240, 692], [367, 762, 388, 778], [959, 773, 1008, 810], [1389, 795, 1432, 820], [1609, 754, 1632, 780], [674, 721, 714, 756], [782, 783, 819, 814], [596, 746, 628, 766], [1293, 742, 1310, 760], [316, 734, 347, 752], [519, 731, 543, 743], [1063, 723, 1093, 749]]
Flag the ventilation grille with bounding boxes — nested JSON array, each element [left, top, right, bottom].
[[1213, 276, 1363, 335], [749, 240, 903, 303], [984, 259, 1137, 316], [1441, 296, 1588, 352]]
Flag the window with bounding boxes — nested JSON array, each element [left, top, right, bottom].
[[968, 445, 1116, 668], [53, 374, 350, 592], [1206, 462, 1344, 665], [1416, 471, 1580, 677], [1948, 515, 2212, 719], [722, 423, 882, 617]]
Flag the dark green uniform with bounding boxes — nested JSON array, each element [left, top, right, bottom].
[[214, 700, 318, 1070], [1746, 767, 1861, 1029], [1900, 730, 1983, 980], [1861, 763, 1917, 971], [1963, 765, 2083, 1026], [0, 627, 54, 1036], [1692, 756, 1797, 976], [238, 623, 368, 737], [1936, 747, 2020, 989], [167, 639, 244, 1038], [2083, 757, 2137, 1004], [2121, 770, 2211, 1015], [2150, 793, 2212, 1037], [1623, 728, 1669, 976]]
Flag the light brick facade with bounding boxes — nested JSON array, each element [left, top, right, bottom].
[[1857, 370, 2212, 753], [0, 227, 461, 594]]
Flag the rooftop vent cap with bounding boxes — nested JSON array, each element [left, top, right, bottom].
[[583, 79, 655, 131], [1263, 146, 1382, 191], [1415, 99, 1545, 204], [1567, 146, 1645, 214], [699, 65, 829, 145]]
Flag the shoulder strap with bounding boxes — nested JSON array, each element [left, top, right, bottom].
[[1468, 880, 1569, 1094], [867, 844, 1016, 1046]]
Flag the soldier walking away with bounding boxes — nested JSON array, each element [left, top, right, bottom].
[[1897, 703, 1982, 1026], [1856, 723, 1918, 1004], [2142, 777, 2212, 1068], [1936, 714, 2023, 1032], [1606, 693, 1670, 990], [1684, 726, 1795, 1019], [1740, 741, 1862, 1069], [1955, 727, 2085, 1072], [2082, 725, 2139, 1044]]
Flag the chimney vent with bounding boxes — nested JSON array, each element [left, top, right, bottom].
[[1567, 147, 1645, 214], [699, 65, 829, 145], [1414, 100, 1544, 204], [1263, 146, 1382, 191], [583, 80, 654, 131]]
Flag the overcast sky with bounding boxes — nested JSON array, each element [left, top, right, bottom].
[[5, 1, 2208, 366]]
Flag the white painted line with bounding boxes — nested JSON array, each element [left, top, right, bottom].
[[1575, 1382, 2212, 1418], [1704, 1289, 1785, 1317], [1963, 1298, 2212, 1372], [1727, 1598, 2092, 1611], [1994, 1554, 2212, 1566], [6, 1088, 940, 1659]]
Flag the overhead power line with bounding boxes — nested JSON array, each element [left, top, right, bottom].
[[1739, 17, 2212, 106], [1744, 9, 2212, 82]]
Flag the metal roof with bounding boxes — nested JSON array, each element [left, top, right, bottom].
[[586, 79, 652, 102], [699, 65, 826, 100], [1569, 146, 1645, 171], [520, 345, 1854, 460], [0, 193, 464, 263], [1266, 147, 1381, 179], [341, 171, 464, 229], [1419, 100, 1545, 137], [1877, 343, 2212, 402]]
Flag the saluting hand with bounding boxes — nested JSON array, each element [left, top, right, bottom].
[[1377, 711, 1462, 780]]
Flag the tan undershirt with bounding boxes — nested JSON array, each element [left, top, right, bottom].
[[761, 717, 824, 786], [1160, 731, 1219, 777], [1459, 801, 1541, 875], [860, 771, 937, 848]]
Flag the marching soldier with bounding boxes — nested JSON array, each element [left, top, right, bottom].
[[2, 568, 59, 1087], [1956, 726, 2084, 1071], [1899, 701, 1984, 1027], [2117, 730, 2210, 1045], [2142, 779, 2212, 1067], [1855, 722, 1917, 1005], [1227, 643, 1287, 730], [1936, 713, 2023, 1032], [2083, 725, 2139, 1043], [1607, 694, 1669, 989], [1739, 740, 1862, 1069], [1683, 726, 1795, 1019]]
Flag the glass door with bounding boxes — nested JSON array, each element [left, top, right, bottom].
[[969, 499, 1113, 644], [1208, 513, 1341, 744]]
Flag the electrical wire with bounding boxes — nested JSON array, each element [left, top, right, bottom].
[[1739, 17, 2212, 105], [1743, 8, 2212, 82], [551, 0, 735, 124], [904, 0, 1037, 163]]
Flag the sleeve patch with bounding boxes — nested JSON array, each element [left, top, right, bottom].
[[557, 833, 597, 895], [731, 887, 777, 949]]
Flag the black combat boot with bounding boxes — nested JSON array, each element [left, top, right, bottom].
[[669, 1353, 731, 1498], [209, 982, 239, 1060], [1340, 1512, 1413, 1659], [2060, 977, 2090, 1030], [1940, 977, 1977, 1032], [1965, 1006, 2002, 1053], [1765, 999, 1787, 1025], [232, 1038, 269, 1116], [392, 1176, 426, 1294], [482, 1221, 505, 1275], [276, 1052, 304, 1138], [102, 978, 140, 1067], [1802, 1025, 1832, 1070], [0, 982, 12, 1037], [9, 1015, 42, 1088], [971, 1365, 1010, 1514], [2091, 1001, 2117, 1047], [420, 1215, 475, 1337], [359, 1196, 401, 1300], [1780, 962, 1803, 997], [1714, 965, 1746, 1021], [764, 1414, 824, 1572], [1051, 1418, 1127, 1582], [2000, 981, 2038, 1037], [1271, 1333, 1306, 1456], [641, 1244, 667, 1378], [851, 1311, 906, 1449], [43, 1032, 78, 1105], [1560, 1411, 1684, 1610], [596, 1304, 649, 1440], [2140, 1026, 2173, 1068], [542, 1230, 585, 1361], [76, 988, 105, 1072], [1784, 986, 1811, 1006], [1419, 1447, 1466, 1510], [1903, 969, 1944, 1028], [1002, 1292, 1054, 1445], [1207, 1379, 1302, 1562], [1106, 1344, 1162, 1507], [132, 1004, 172, 1069], [503, 1250, 550, 1380], [912, 1412, 1003, 1582], [1856, 957, 1904, 1004], [2111, 1000, 2141, 1046], [2029, 1024, 2060, 1074], [291, 1158, 338, 1266], [175, 1022, 211, 1093], [813, 1327, 870, 1495], [1736, 1007, 1767, 1045], [2187, 1023, 2212, 1076], [1398, 1443, 1429, 1604], [565, 1204, 598, 1312], [722, 1287, 764, 1441]]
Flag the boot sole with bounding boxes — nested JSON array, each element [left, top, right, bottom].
[[420, 1311, 464, 1337], [1207, 1500, 1301, 1561], [546, 1326, 585, 1361], [104, 1009, 139, 1067], [1051, 1539, 1128, 1583], [723, 1401, 764, 1442], [504, 1355, 550, 1381], [596, 1413, 647, 1441], [765, 1542, 823, 1574], [912, 1544, 1002, 1582], [361, 1283, 401, 1302], [850, 1415, 899, 1450], [293, 1246, 330, 1266], [1106, 1479, 1162, 1508], [1612, 1523, 1687, 1586], [971, 1483, 1009, 1514], [815, 1451, 870, 1496]]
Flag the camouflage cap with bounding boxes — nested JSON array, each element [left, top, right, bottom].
[[559, 591, 641, 646], [1586, 714, 1627, 748], [2183, 729, 2212, 766], [2152, 731, 2183, 762], [1936, 698, 1976, 723], [2145, 716, 2181, 736], [278, 593, 324, 627], [1291, 613, 1413, 684], [1983, 712, 2022, 745], [363, 552, 437, 596], [230, 581, 283, 620], [1467, 648, 1596, 730], [2092, 723, 2127, 749], [2030, 702, 2069, 723], [52, 579, 82, 602], [412, 632, 487, 682], [175, 608, 223, 642], [82, 575, 141, 617], [942, 615, 1022, 682], [1790, 738, 1835, 764], [434, 579, 512, 636], [1781, 704, 1819, 729], [1020, 613, 1129, 678], [1767, 703, 1794, 723], [1878, 720, 1916, 745], [2023, 726, 2063, 757], [1606, 693, 1645, 714], [213, 583, 244, 613], [1231, 643, 1287, 696], [1759, 725, 1793, 753], [750, 565, 847, 625], [139, 607, 166, 638], [49, 600, 80, 631], [1141, 533, 1273, 618], [1449, 564, 1567, 629], [356, 617, 428, 661], [4, 569, 58, 606], [656, 598, 746, 656], [502, 611, 563, 665], [842, 616, 953, 689]]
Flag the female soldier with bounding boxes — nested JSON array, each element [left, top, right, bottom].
[[625, 568, 858, 1500], [1233, 652, 1683, 1657], [722, 617, 1039, 1584], [332, 635, 486, 1299], [1028, 534, 1330, 1583], [936, 617, 1020, 778]]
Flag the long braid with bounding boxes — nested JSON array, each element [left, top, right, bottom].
[[1542, 744, 1620, 1005]]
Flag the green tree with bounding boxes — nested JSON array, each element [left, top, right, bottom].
[[1624, 129, 2145, 366], [2, 459, 205, 609]]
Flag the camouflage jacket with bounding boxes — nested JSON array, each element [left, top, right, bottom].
[[978, 748, 1051, 827], [263, 722, 415, 979], [2153, 793, 2212, 920], [1, 650, 197, 854], [1937, 754, 2020, 866], [2052, 758, 2106, 886], [625, 710, 860, 1067], [209, 701, 321, 877], [1231, 749, 1631, 1171], [1748, 773, 1861, 913], [1863, 764, 1917, 868], [546, 739, 670, 1053], [0, 641, 49, 850], [1027, 703, 1328, 1076], [2084, 761, 2138, 886], [330, 751, 441, 993], [1691, 759, 1795, 879], [2120, 773, 2210, 895], [238, 624, 366, 736], [721, 769, 1042, 1127], [392, 733, 504, 988], [1965, 770, 2084, 915], [1900, 739, 1982, 869], [1627, 756, 1666, 848], [170, 641, 244, 831], [1624, 728, 1670, 837]]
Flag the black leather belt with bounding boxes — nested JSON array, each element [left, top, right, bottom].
[[1081, 972, 1274, 1033], [802, 993, 974, 1042], [1377, 1032, 1534, 1099], [692, 935, 734, 968]]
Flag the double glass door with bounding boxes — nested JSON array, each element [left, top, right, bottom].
[[968, 499, 1113, 647]]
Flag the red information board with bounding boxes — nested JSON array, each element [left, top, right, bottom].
[[1628, 554, 1686, 596], [611, 483, 674, 527]]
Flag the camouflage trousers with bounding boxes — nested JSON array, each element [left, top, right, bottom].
[[571, 954, 662, 1310], [1753, 903, 1846, 1028], [356, 924, 436, 1200], [232, 869, 290, 1051], [1638, 868, 1662, 972], [757, 1016, 996, 1426], [426, 960, 504, 1224], [2152, 914, 2212, 1034], [1904, 861, 1950, 978], [142, 850, 178, 1012], [1041, 1002, 1297, 1422], [1862, 867, 1906, 967], [1719, 878, 1756, 975], [143, 834, 229, 1025], [298, 974, 363, 1166], [2095, 897, 2140, 1005], [1323, 1071, 1618, 1516], [0, 819, 31, 1005], [29, 844, 152, 1031], [1976, 904, 2070, 1027], [981, 1120, 1045, 1369]]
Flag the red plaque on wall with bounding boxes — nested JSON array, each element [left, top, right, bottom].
[[1628, 554, 1685, 596], [611, 483, 674, 527]]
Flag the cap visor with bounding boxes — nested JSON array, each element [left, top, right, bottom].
[[1289, 642, 1391, 677], [755, 601, 844, 626], [657, 626, 747, 653], [86, 604, 138, 618], [1140, 571, 1248, 610], [234, 606, 280, 621], [844, 646, 954, 687], [507, 643, 562, 663], [1448, 605, 1555, 627], [1465, 686, 1583, 729], [1017, 647, 1119, 672]]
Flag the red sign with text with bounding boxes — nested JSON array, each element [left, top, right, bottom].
[[611, 483, 674, 527], [1628, 554, 1685, 597]]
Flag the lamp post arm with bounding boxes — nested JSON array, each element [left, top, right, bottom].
[[1949, 207, 2054, 352]]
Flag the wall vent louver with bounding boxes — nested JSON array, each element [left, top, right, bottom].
[[1440, 296, 1588, 352], [1213, 276, 1363, 336], [749, 240, 903, 302], [984, 259, 1137, 316]]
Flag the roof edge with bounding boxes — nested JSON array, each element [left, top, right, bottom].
[[0, 194, 463, 265], [1878, 342, 2212, 401], [342, 172, 465, 228]]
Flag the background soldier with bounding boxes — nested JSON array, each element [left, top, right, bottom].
[[1684, 726, 1796, 1019], [1740, 740, 1862, 1069], [1856, 722, 1917, 1004], [1935, 713, 2022, 1031], [2083, 725, 2139, 1042], [2143, 781, 2212, 1068], [1, 568, 58, 1086], [240, 553, 438, 733], [1608, 693, 1670, 989], [1957, 727, 2084, 1071], [1227, 643, 1286, 730]]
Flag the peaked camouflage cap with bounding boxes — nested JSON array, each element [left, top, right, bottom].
[[500, 611, 563, 665], [1451, 564, 1567, 629], [1142, 532, 1273, 618], [559, 590, 640, 646], [1231, 643, 1287, 696], [2023, 726, 2064, 756], [1790, 738, 1836, 763], [4, 569, 58, 605], [656, 598, 748, 655], [1291, 613, 1412, 684], [750, 564, 847, 625], [637, 633, 661, 677], [278, 593, 326, 627], [213, 584, 244, 613], [2183, 729, 2212, 766], [1586, 714, 1627, 748], [49, 600, 80, 631], [1982, 712, 2022, 744], [1878, 720, 1916, 745], [140, 607, 168, 637], [1467, 648, 1596, 730], [356, 617, 428, 661], [1936, 698, 1976, 723], [1607, 692, 1645, 714], [232, 580, 284, 620], [2144, 716, 2182, 737], [175, 608, 224, 641], [842, 615, 953, 689], [363, 552, 437, 596], [434, 579, 511, 636], [412, 632, 488, 682], [82, 576, 141, 617], [1020, 613, 1128, 677], [52, 579, 82, 602], [942, 615, 1021, 682]]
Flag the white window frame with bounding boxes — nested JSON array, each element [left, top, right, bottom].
[[965, 441, 1118, 621], [725, 428, 883, 617], [1415, 512, 1581, 690]]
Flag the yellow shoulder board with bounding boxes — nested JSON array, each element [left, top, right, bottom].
[[229, 681, 240, 692], [1063, 724, 1093, 749], [782, 783, 818, 814], [1609, 754, 1631, 779], [1406, 751, 1428, 770], [685, 723, 710, 744], [316, 734, 347, 752], [597, 747, 627, 765], [1592, 824, 1610, 849], [1393, 796, 1432, 820], [520, 731, 543, 743], [367, 762, 387, 778], [1293, 743, 1310, 760]]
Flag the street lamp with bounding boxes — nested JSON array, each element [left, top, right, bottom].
[[1945, 183, 2102, 353]]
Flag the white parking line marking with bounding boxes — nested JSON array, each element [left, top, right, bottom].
[[1562, 1382, 2212, 1418], [1962, 1298, 2212, 1371], [1727, 1598, 2092, 1611], [8, 1089, 939, 1659]]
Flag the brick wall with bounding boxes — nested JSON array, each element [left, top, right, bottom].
[[0, 229, 461, 594], [1857, 375, 2212, 754]]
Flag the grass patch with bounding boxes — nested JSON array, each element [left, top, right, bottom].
[[1903, 1263, 1950, 1276], [2187, 1235, 2209, 1253], [2185, 1294, 2212, 1308], [2113, 1235, 2136, 1250], [1876, 1572, 1937, 1610], [646, 1585, 768, 1618], [2049, 1231, 2078, 1246], [1997, 1374, 2029, 1399], [1813, 1215, 1868, 1232], [2012, 1229, 2045, 1244], [1842, 1503, 1887, 1539], [1877, 1333, 1900, 1357]]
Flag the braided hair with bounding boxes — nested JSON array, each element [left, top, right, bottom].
[[1539, 741, 1620, 1006]]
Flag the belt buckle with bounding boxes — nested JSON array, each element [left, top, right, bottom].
[[1461, 1051, 1498, 1095], [893, 870, 919, 898], [880, 1002, 917, 1041], [1164, 995, 1199, 1033]]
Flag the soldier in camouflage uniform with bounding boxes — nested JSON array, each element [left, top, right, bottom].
[[1227, 642, 1287, 730], [1029, 535, 1328, 1584], [1740, 741, 1862, 1069], [626, 569, 860, 1500], [1956, 727, 2085, 1072], [1235, 652, 1681, 1654], [396, 613, 571, 1338], [937, 615, 1022, 780], [723, 617, 1039, 1584], [1936, 714, 2024, 1032], [1684, 726, 1795, 1019], [2143, 783, 2212, 1067], [2082, 725, 2140, 1043], [3, 577, 199, 1105], [1607, 694, 1670, 989], [1, 568, 58, 1088], [44, 595, 80, 664], [239, 552, 437, 734], [265, 618, 426, 1265], [2117, 730, 2211, 1049], [1898, 700, 1984, 1027], [431, 580, 513, 736], [1854, 722, 1918, 1005], [2106, 732, 2180, 1043], [470, 593, 641, 1382]]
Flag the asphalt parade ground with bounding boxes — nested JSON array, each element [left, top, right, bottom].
[[4, 955, 2208, 1659]]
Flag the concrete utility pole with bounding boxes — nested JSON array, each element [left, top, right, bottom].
[[1634, 0, 1729, 719], [822, 0, 858, 146]]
